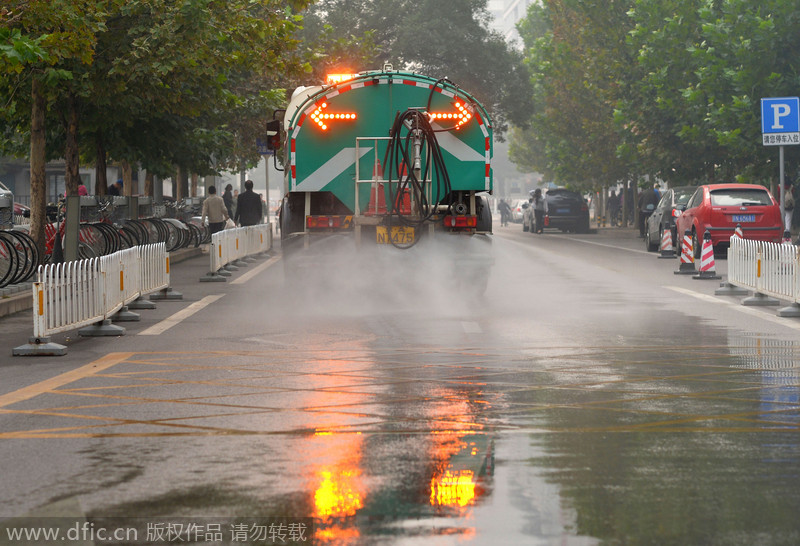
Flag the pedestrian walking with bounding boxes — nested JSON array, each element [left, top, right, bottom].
[[201, 185, 229, 235], [222, 184, 235, 219], [532, 188, 548, 234], [783, 179, 795, 232], [498, 199, 511, 227], [234, 180, 263, 226]]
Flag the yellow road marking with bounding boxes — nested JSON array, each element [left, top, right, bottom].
[[0, 352, 133, 409]]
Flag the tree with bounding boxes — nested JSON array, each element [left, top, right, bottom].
[[300, 0, 534, 137], [1, 0, 107, 257], [512, 0, 636, 193]]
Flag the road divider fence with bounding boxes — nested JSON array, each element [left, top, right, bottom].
[[724, 236, 800, 315], [13, 243, 169, 356], [200, 224, 272, 282]]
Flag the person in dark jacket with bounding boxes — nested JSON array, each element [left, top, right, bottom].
[[222, 184, 235, 219], [234, 180, 263, 226]]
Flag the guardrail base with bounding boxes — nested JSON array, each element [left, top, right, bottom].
[[13, 337, 67, 357], [232, 259, 249, 267], [223, 264, 239, 272], [150, 287, 183, 301], [128, 296, 157, 310], [742, 292, 779, 306], [715, 282, 748, 296], [199, 272, 227, 282], [777, 303, 800, 317], [113, 306, 141, 322], [79, 319, 125, 337]]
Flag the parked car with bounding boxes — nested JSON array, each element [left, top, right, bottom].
[[14, 202, 30, 217], [511, 198, 528, 223], [544, 188, 590, 233], [644, 186, 695, 251], [675, 183, 781, 257]]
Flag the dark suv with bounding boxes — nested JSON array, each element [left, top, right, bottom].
[[545, 189, 590, 233]]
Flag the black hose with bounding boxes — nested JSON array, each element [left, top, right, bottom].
[[382, 108, 456, 249]]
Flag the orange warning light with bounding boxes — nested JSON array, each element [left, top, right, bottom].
[[326, 73, 359, 85]]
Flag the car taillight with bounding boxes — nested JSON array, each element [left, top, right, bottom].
[[581, 203, 588, 212], [672, 209, 682, 218], [306, 215, 343, 229], [443, 215, 477, 228]]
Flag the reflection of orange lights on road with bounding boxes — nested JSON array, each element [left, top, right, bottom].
[[430, 469, 476, 508], [314, 469, 364, 520]]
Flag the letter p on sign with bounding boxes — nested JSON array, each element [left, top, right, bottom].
[[762, 97, 800, 134]]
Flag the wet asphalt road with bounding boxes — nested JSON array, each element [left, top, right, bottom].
[[1, 224, 799, 545]]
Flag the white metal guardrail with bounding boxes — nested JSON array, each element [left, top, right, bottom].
[[14, 243, 169, 355], [201, 224, 272, 281], [727, 236, 800, 304]]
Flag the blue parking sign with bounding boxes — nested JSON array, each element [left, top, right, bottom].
[[761, 97, 800, 146], [762, 97, 800, 133]]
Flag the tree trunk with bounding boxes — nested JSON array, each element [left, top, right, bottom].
[[95, 132, 108, 195], [64, 93, 80, 196], [179, 168, 189, 200], [29, 79, 47, 260], [174, 166, 182, 200], [191, 173, 199, 197], [121, 160, 132, 196], [144, 171, 154, 197]]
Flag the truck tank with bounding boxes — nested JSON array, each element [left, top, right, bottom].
[[278, 69, 494, 294]]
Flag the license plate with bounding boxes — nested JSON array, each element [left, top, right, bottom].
[[732, 214, 755, 223], [376, 225, 415, 244], [557, 207, 570, 214]]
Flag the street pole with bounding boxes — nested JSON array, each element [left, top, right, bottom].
[[265, 155, 270, 225], [780, 145, 785, 225]]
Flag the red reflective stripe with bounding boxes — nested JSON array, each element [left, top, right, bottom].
[[290, 139, 296, 153], [485, 164, 491, 177], [485, 137, 490, 150], [297, 113, 306, 127]]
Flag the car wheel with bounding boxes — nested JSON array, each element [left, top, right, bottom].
[[646, 225, 658, 252]]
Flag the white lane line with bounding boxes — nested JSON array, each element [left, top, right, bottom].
[[665, 285, 800, 331], [138, 295, 225, 336], [461, 321, 482, 334], [231, 256, 281, 285], [570, 238, 651, 255]]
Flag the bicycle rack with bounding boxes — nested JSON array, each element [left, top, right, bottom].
[[0, 192, 12, 230]]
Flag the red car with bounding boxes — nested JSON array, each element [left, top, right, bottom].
[[675, 183, 781, 256]]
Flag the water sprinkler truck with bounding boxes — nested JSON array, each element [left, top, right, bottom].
[[277, 67, 494, 292]]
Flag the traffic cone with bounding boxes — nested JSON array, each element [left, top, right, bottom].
[[674, 229, 697, 274], [658, 227, 675, 258], [733, 223, 743, 239], [693, 231, 721, 280], [782, 230, 792, 245]]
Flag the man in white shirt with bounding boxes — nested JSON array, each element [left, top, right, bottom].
[[201, 186, 230, 234]]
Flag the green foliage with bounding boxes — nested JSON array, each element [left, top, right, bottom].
[[299, 0, 534, 137], [0, 0, 312, 178], [512, 0, 800, 190]]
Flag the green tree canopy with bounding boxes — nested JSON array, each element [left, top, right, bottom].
[[299, 0, 534, 137]]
